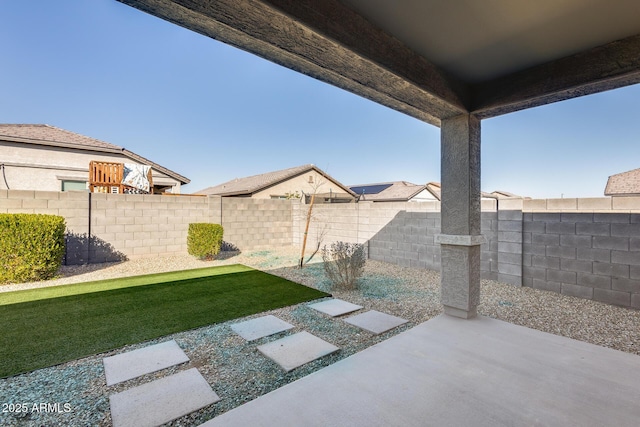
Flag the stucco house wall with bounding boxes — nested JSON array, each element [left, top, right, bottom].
[[0, 141, 181, 192], [252, 170, 352, 199], [196, 164, 355, 202], [409, 189, 439, 202]]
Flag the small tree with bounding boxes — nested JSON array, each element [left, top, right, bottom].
[[298, 170, 329, 268], [322, 241, 366, 290]]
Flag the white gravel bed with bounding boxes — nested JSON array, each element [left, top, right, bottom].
[[1, 248, 640, 426]]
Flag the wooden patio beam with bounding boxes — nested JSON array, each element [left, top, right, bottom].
[[118, 0, 469, 126], [471, 34, 640, 119]]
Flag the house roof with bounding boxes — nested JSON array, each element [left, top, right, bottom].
[[196, 164, 356, 197], [490, 190, 526, 199], [425, 182, 442, 201], [605, 168, 640, 196], [425, 182, 513, 201], [350, 181, 431, 202], [0, 124, 190, 184]]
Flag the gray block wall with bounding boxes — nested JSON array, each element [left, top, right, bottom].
[[496, 200, 524, 286], [293, 199, 499, 279], [523, 210, 640, 308], [367, 210, 500, 280], [481, 211, 499, 281], [368, 211, 442, 270], [292, 201, 443, 263]]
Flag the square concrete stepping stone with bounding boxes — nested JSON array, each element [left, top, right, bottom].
[[308, 299, 362, 317], [344, 310, 408, 335], [231, 315, 294, 341], [257, 331, 339, 372], [104, 340, 189, 386], [110, 368, 220, 427]]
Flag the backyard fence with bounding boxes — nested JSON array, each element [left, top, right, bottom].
[[0, 190, 291, 264], [2, 189, 640, 309]]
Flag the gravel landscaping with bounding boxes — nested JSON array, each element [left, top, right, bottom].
[[1, 247, 640, 426]]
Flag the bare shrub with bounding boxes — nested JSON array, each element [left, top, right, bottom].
[[321, 241, 366, 290]]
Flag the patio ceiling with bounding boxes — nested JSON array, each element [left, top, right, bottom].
[[118, 0, 640, 126]]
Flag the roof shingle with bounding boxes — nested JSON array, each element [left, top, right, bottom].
[[349, 181, 430, 202], [0, 124, 119, 150], [605, 168, 640, 196], [0, 124, 189, 184], [196, 164, 354, 197]]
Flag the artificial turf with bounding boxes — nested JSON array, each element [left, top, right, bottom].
[[0, 264, 329, 378]]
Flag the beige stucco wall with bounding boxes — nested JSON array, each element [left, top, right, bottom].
[[252, 170, 351, 199], [0, 141, 181, 192], [409, 189, 439, 201]]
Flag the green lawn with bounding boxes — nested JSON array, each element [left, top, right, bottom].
[[0, 264, 329, 378]]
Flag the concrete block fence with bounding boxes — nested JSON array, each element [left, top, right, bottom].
[[293, 200, 502, 282], [293, 197, 640, 309], [0, 190, 292, 264], [2, 189, 640, 309], [521, 198, 640, 309]]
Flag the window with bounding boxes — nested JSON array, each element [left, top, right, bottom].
[[308, 175, 314, 183], [61, 180, 88, 192]]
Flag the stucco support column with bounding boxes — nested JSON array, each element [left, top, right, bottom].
[[436, 114, 482, 319]]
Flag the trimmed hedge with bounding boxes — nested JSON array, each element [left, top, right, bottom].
[[0, 214, 66, 284], [187, 223, 224, 260]]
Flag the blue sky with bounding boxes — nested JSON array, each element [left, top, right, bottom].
[[2, 0, 639, 198]]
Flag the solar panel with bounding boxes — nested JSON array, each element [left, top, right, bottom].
[[350, 183, 393, 195]]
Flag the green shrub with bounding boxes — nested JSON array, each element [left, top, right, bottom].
[[0, 214, 66, 284], [321, 241, 366, 290], [187, 223, 224, 259]]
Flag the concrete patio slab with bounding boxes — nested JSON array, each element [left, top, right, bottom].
[[103, 340, 189, 386], [200, 315, 640, 427], [308, 299, 363, 317], [257, 331, 339, 372], [110, 368, 219, 427], [344, 310, 408, 335], [230, 315, 294, 341]]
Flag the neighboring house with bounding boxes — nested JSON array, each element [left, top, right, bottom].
[[0, 124, 189, 193], [490, 190, 526, 199], [349, 181, 438, 202], [196, 164, 356, 203], [350, 181, 523, 202], [605, 168, 640, 197]]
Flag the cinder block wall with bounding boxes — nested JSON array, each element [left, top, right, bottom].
[[496, 199, 524, 286], [0, 190, 90, 264], [4, 189, 640, 309], [88, 192, 213, 262], [294, 197, 640, 309], [0, 191, 293, 264], [362, 201, 499, 280], [481, 208, 499, 281], [292, 201, 443, 262], [221, 198, 292, 250], [293, 200, 499, 279], [522, 197, 640, 309], [368, 211, 442, 270]]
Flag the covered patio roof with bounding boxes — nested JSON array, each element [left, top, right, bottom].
[[118, 0, 640, 126]]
